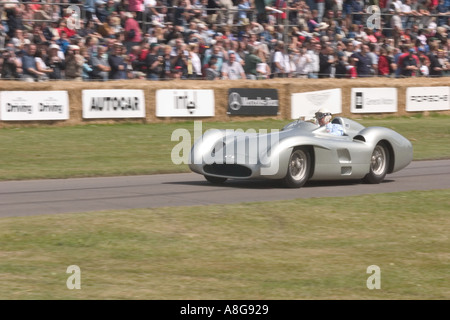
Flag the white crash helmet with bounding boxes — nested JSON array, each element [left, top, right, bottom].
[[315, 108, 332, 123]]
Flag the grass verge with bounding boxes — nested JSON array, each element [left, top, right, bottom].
[[0, 189, 448, 299]]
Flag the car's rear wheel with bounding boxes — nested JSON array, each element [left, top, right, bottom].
[[364, 142, 390, 184], [204, 175, 227, 184], [283, 147, 311, 188]]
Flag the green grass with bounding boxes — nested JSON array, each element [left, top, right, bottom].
[[0, 190, 448, 299], [0, 116, 449, 300], [0, 116, 449, 181]]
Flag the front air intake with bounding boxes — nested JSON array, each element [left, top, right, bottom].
[[204, 164, 252, 177]]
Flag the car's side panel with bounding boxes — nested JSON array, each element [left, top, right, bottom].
[[310, 138, 373, 180]]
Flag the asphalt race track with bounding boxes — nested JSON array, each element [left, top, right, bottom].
[[0, 159, 449, 218]]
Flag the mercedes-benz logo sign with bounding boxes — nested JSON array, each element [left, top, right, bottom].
[[229, 92, 242, 111]]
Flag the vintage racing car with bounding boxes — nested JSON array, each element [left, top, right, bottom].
[[189, 118, 413, 188]]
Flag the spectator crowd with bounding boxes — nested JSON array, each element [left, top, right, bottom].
[[0, 0, 449, 81]]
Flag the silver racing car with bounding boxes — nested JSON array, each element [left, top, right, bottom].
[[189, 118, 413, 188]]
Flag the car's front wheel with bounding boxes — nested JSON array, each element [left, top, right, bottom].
[[283, 147, 311, 188], [364, 142, 390, 184], [204, 175, 227, 184]]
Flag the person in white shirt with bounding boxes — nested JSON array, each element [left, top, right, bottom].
[[221, 52, 246, 80], [293, 47, 311, 78], [306, 42, 320, 78], [272, 41, 291, 78], [188, 43, 202, 79]]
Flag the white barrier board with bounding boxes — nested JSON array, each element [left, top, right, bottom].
[[291, 89, 342, 120], [406, 87, 450, 111], [351, 88, 397, 113], [0, 91, 69, 121], [82, 89, 145, 118], [156, 89, 215, 117]]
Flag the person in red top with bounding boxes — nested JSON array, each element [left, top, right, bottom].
[[366, 29, 378, 43], [346, 56, 357, 78], [128, 0, 144, 22], [57, 20, 76, 39], [378, 47, 393, 76], [124, 12, 142, 52]]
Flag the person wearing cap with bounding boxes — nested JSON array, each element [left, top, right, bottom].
[[46, 43, 65, 79], [400, 48, 419, 77], [315, 108, 344, 136], [65, 44, 84, 80]]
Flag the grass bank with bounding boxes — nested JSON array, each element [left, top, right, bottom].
[[0, 116, 449, 181]]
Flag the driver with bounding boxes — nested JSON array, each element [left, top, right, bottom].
[[315, 108, 344, 136]]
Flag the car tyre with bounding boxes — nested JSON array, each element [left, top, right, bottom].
[[364, 142, 390, 184], [283, 147, 311, 188], [204, 175, 227, 184]]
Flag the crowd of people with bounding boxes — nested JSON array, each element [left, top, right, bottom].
[[0, 0, 449, 81]]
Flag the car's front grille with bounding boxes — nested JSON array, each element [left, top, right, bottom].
[[204, 164, 252, 177]]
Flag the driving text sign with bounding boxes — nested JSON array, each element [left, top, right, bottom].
[[0, 91, 69, 121]]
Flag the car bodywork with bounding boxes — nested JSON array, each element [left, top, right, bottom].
[[189, 117, 413, 187]]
